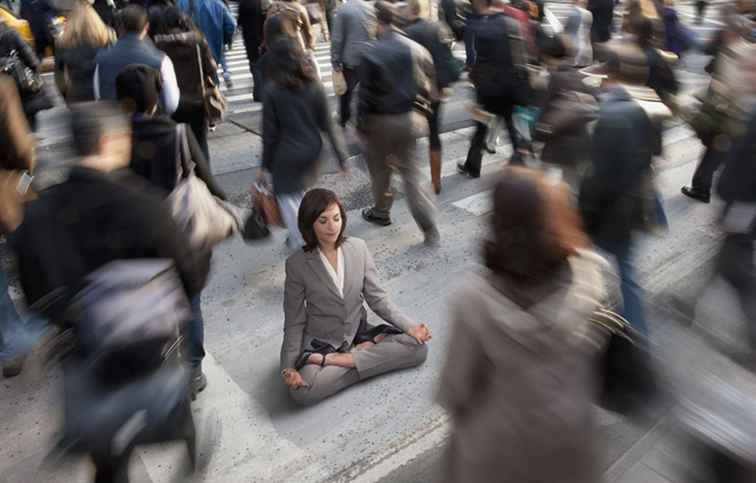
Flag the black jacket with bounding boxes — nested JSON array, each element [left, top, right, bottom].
[[237, 0, 266, 50], [129, 115, 226, 200], [262, 81, 346, 195], [579, 87, 655, 242], [357, 30, 434, 117], [10, 167, 209, 319], [587, 0, 614, 43], [404, 18, 456, 89], [55, 43, 108, 104], [718, 110, 756, 205]]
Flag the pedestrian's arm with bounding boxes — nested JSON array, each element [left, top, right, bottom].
[[281, 258, 308, 370], [330, 8, 345, 68], [261, 94, 278, 172], [361, 239, 414, 333], [300, 5, 315, 49], [160, 56, 181, 115]]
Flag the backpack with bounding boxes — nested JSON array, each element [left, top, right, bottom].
[[67, 259, 191, 374]]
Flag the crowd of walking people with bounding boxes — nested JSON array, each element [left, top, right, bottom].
[[0, 0, 755, 480]]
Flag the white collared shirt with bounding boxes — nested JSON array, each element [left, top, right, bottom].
[[318, 247, 345, 298]]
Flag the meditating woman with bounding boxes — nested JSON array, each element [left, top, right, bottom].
[[280, 189, 431, 405]]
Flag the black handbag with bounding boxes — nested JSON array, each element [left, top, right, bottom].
[[590, 307, 660, 420], [0, 49, 43, 96]]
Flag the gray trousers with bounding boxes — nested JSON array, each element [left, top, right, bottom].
[[289, 334, 428, 405], [362, 113, 437, 233]]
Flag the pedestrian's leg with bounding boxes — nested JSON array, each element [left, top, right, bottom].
[[690, 145, 724, 195], [394, 120, 438, 237], [363, 126, 394, 220], [339, 67, 358, 127], [221, 55, 233, 88], [191, 108, 210, 163], [599, 239, 649, 336], [428, 101, 443, 194], [462, 121, 487, 177], [276, 192, 306, 249], [716, 233, 756, 350], [695, 0, 706, 24], [188, 295, 206, 370], [92, 450, 131, 483], [501, 104, 523, 164], [464, 27, 475, 67]]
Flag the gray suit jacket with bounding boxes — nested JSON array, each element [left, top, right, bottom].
[[281, 237, 414, 370], [330, 0, 375, 68]]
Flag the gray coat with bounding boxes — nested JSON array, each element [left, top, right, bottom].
[[439, 250, 613, 483], [281, 237, 415, 370], [330, 0, 375, 68]]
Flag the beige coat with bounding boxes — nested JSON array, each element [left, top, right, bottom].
[[438, 250, 613, 483]]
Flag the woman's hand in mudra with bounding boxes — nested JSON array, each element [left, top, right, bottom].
[[407, 323, 432, 344], [282, 368, 308, 390]]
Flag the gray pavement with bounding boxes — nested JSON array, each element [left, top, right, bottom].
[[1, 4, 750, 483]]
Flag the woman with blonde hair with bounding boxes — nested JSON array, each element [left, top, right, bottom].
[[55, 0, 115, 104]]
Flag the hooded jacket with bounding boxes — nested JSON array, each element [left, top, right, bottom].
[[439, 250, 614, 483]]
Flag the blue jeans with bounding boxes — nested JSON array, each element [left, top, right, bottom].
[[0, 268, 24, 362], [188, 295, 205, 368], [595, 238, 649, 336]]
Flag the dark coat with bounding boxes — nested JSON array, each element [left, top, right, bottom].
[[10, 167, 209, 319], [404, 18, 457, 89], [262, 81, 347, 195], [718, 110, 756, 205], [55, 42, 110, 104], [237, 0, 266, 57], [129, 115, 226, 200], [579, 87, 655, 243], [154, 31, 218, 109]]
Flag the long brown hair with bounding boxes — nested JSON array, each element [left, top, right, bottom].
[[58, 0, 113, 50], [484, 167, 589, 283]]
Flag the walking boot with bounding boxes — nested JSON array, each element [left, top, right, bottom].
[[430, 148, 442, 194]]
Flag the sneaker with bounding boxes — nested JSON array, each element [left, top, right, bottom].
[[192, 366, 208, 397], [361, 208, 392, 226], [681, 186, 710, 203], [2, 355, 25, 378], [223, 72, 233, 89]]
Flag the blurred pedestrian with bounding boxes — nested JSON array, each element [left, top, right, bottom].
[[330, 0, 374, 127], [176, 0, 237, 88], [19, 0, 55, 58], [0, 16, 50, 130], [404, 0, 461, 194], [258, 39, 347, 251], [358, 2, 440, 245], [440, 167, 612, 483], [587, 0, 613, 51], [457, 0, 529, 177], [280, 188, 430, 405], [563, 0, 593, 67], [153, 7, 218, 161], [0, 75, 35, 377], [94, 5, 180, 115], [695, 0, 707, 24], [533, 32, 598, 187], [237, 0, 267, 101], [55, 0, 116, 105], [10, 102, 206, 483], [578, 45, 663, 335]]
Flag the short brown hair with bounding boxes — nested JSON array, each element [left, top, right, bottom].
[[298, 189, 348, 252], [484, 168, 588, 283]]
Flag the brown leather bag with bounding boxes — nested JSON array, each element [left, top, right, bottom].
[[251, 181, 283, 227]]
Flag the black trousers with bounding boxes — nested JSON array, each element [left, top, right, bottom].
[[691, 143, 726, 194], [428, 100, 442, 150], [463, 103, 519, 176], [338, 66, 359, 127], [173, 104, 210, 163], [243, 34, 263, 101], [695, 0, 707, 22]]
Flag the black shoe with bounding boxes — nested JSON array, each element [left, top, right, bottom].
[[681, 186, 710, 203], [457, 163, 480, 178], [362, 208, 392, 226]]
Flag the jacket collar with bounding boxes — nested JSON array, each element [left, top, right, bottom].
[[303, 238, 355, 300]]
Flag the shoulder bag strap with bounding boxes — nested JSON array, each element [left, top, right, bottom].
[[196, 43, 208, 101]]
